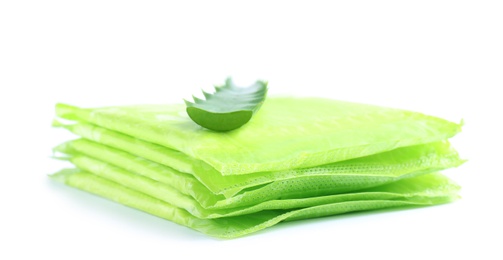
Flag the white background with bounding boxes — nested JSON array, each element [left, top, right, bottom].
[[1, 1, 502, 259]]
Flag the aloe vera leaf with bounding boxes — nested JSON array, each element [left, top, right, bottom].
[[185, 78, 268, 131]]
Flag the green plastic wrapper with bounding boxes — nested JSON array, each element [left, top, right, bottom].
[[52, 169, 459, 238], [51, 97, 464, 238], [54, 138, 463, 210], [55, 97, 462, 175], [54, 122, 463, 198], [60, 154, 460, 219]]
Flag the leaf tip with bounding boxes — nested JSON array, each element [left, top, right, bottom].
[[183, 99, 194, 107]]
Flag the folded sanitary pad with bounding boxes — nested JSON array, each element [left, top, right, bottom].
[[52, 97, 463, 238]]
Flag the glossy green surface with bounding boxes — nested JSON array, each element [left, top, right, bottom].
[[185, 78, 268, 131]]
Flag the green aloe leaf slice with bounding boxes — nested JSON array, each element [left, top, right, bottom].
[[185, 78, 268, 131]]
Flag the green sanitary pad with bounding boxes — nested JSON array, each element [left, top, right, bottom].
[[55, 97, 461, 174], [52, 169, 459, 238], [52, 97, 464, 238]]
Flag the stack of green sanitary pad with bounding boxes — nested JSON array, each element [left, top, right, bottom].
[[52, 97, 464, 238]]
